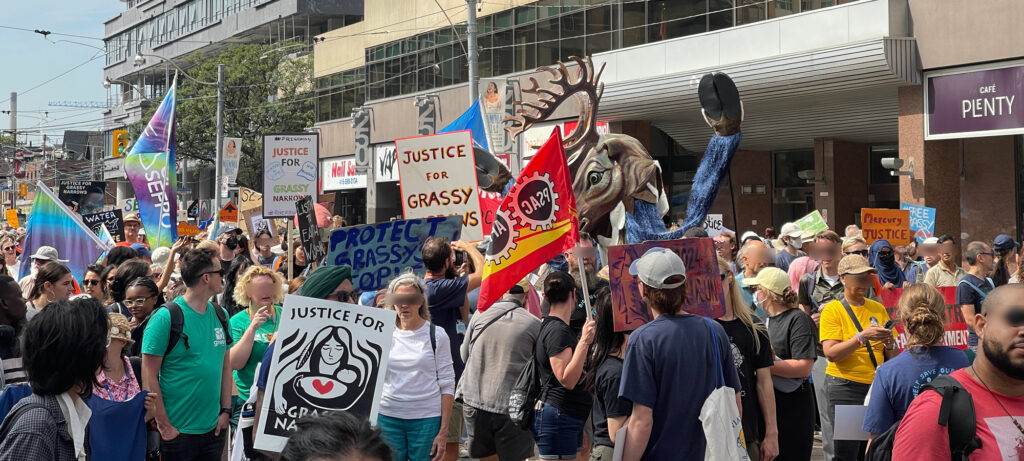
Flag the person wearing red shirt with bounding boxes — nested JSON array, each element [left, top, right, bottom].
[[893, 283, 1024, 460]]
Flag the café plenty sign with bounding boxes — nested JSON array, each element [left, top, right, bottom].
[[925, 60, 1024, 140]]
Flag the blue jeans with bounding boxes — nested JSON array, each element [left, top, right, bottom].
[[378, 414, 442, 461], [533, 402, 584, 460]]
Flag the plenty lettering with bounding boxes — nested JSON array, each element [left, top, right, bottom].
[[961, 95, 1015, 119]]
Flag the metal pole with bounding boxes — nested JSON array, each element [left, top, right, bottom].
[[214, 64, 225, 215], [466, 0, 479, 104]]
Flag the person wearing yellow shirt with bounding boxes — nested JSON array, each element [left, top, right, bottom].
[[819, 254, 899, 461]]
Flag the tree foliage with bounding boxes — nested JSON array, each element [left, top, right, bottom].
[[135, 42, 313, 192]]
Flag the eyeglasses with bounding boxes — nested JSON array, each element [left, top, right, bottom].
[[82, 279, 101, 286], [124, 296, 154, 307], [720, 273, 730, 281], [979, 252, 995, 258], [201, 269, 225, 278], [392, 295, 422, 306], [327, 290, 356, 303], [2, 246, 14, 252], [844, 250, 869, 257]]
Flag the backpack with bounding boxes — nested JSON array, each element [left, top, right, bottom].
[[161, 300, 233, 356], [865, 375, 981, 460], [508, 321, 544, 430], [0, 400, 46, 442]]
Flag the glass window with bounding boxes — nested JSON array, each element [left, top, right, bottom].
[[771, 0, 797, 17], [330, 91, 344, 121], [515, 6, 536, 25], [478, 34, 493, 78], [648, 0, 708, 42], [437, 28, 453, 44], [317, 94, 331, 122], [400, 54, 417, 94], [536, 18, 559, 67], [538, 0, 561, 19], [622, 1, 646, 47], [586, 6, 614, 55], [772, 150, 816, 225], [419, 31, 435, 49], [479, 16, 493, 34], [801, 0, 837, 11], [563, 0, 586, 12], [437, 44, 455, 87], [561, 11, 586, 61], [352, 86, 365, 108], [342, 89, 355, 119], [419, 50, 436, 91], [386, 43, 400, 58], [493, 29, 514, 76], [454, 45, 468, 84], [494, 10, 514, 29], [736, 3, 766, 25], [514, 24, 536, 71], [385, 59, 401, 97]]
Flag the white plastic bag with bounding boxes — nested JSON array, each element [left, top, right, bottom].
[[699, 318, 750, 461]]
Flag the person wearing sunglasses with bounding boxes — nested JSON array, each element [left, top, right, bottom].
[[82, 264, 107, 301], [924, 234, 966, 288], [893, 284, 1024, 461], [141, 246, 234, 460], [0, 236, 20, 280], [956, 241, 997, 357]]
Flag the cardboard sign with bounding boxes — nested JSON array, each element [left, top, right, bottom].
[[878, 286, 969, 351], [254, 295, 396, 452], [248, 213, 274, 237], [238, 187, 263, 235], [58, 181, 106, 215], [703, 214, 724, 237], [5, 209, 18, 228], [607, 238, 725, 332], [82, 210, 126, 243], [797, 210, 828, 235], [295, 196, 327, 263], [395, 131, 483, 241], [219, 201, 239, 223], [263, 134, 318, 218], [328, 215, 463, 293], [121, 198, 139, 214], [177, 222, 200, 236], [861, 208, 912, 246], [375, 144, 399, 183], [900, 203, 937, 243]]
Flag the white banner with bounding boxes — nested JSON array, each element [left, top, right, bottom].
[[395, 130, 483, 241], [375, 144, 399, 183], [223, 137, 242, 184], [321, 156, 367, 191], [263, 134, 318, 217], [254, 295, 396, 452]]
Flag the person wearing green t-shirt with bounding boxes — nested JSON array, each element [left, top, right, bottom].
[[228, 265, 283, 428], [142, 246, 232, 460]]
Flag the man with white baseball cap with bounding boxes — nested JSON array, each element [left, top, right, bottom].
[[775, 222, 806, 272], [18, 246, 69, 299], [619, 247, 741, 460]]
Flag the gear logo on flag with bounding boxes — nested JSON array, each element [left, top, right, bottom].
[[507, 172, 560, 231], [486, 208, 519, 264]]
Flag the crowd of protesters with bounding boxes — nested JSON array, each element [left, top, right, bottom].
[[0, 210, 1021, 461]]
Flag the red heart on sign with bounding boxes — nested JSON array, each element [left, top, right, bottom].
[[312, 378, 334, 395]]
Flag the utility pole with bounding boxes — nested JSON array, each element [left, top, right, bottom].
[[8, 93, 16, 213], [467, 0, 479, 104], [213, 64, 225, 216]]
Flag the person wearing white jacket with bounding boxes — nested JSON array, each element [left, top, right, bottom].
[[379, 273, 456, 461]]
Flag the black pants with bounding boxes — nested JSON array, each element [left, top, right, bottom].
[[774, 381, 815, 461], [161, 429, 226, 461], [827, 375, 871, 461]]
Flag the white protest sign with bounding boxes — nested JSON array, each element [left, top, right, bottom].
[[703, 213, 724, 237], [395, 130, 483, 241], [263, 134, 319, 218], [255, 294, 396, 452]]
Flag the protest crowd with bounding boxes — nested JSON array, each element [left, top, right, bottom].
[[0, 72, 1023, 461]]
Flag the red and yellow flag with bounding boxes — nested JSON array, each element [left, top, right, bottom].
[[478, 129, 579, 310]]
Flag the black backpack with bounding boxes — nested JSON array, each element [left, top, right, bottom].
[[508, 321, 544, 430], [866, 375, 982, 460], [161, 300, 233, 355]]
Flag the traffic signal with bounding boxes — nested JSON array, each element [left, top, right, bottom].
[[112, 130, 130, 157]]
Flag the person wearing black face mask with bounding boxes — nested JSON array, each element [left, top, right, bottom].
[[218, 229, 243, 273], [869, 239, 906, 290]]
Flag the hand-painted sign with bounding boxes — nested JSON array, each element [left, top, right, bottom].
[[375, 144, 399, 183], [879, 287, 968, 351], [296, 196, 327, 264], [254, 294, 395, 453], [177, 222, 200, 236], [82, 210, 126, 243], [58, 181, 106, 215], [395, 131, 483, 242], [263, 134, 318, 217], [797, 210, 828, 235], [900, 203, 937, 243], [861, 208, 912, 246], [328, 215, 463, 293], [607, 238, 724, 332], [703, 214, 724, 238]]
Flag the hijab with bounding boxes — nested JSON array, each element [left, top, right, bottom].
[[870, 239, 906, 286]]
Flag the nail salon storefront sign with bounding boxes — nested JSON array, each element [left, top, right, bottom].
[[321, 156, 367, 191], [925, 60, 1024, 140]]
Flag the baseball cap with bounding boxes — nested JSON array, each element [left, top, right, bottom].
[[921, 237, 939, 245], [30, 246, 69, 263], [124, 213, 142, 224], [838, 254, 877, 276], [740, 231, 761, 244], [780, 222, 803, 239], [628, 247, 687, 289], [130, 243, 151, 259], [741, 267, 790, 296], [993, 234, 1019, 253]]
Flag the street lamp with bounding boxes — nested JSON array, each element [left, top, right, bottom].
[[103, 77, 149, 102], [133, 53, 226, 214]]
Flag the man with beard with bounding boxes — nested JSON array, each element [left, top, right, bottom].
[[894, 283, 1024, 460], [542, 233, 606, 338]]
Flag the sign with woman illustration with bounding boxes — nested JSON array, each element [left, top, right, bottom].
[[254, 294, 396, 452]]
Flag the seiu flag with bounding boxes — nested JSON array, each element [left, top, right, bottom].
[[478, 129, 579, 310], [19, 182, 112, 282], [439, 98, 491, 151], [124, 76, 178, 248]]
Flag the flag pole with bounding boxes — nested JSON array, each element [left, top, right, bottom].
[[576, 241, 593, 321]]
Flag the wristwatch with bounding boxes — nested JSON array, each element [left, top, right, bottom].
[[220, 407, 231, 416]]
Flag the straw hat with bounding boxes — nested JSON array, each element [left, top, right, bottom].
[[108, 313, 135, 345]]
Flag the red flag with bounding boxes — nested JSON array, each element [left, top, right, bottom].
[[478, 129, 579, 310]]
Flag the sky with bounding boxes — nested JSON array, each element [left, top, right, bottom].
[[0, 1, 123, 145]]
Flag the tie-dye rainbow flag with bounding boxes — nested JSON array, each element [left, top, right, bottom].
[[124, 76, 178, 249], [19, 182, 113, 282]]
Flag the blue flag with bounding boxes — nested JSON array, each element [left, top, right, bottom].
[[439, 99, 491, 152]]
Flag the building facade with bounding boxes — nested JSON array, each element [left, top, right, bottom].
[[313, 0, 1021, 245]]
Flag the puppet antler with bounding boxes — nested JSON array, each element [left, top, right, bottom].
[[505, 56, 605, 164]]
